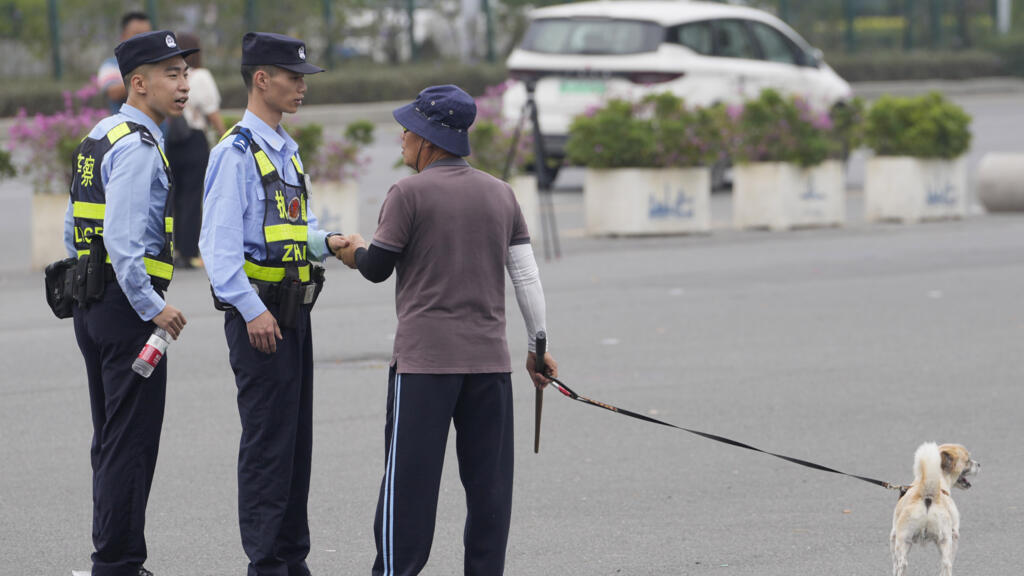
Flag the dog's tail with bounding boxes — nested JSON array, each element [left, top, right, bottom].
[[914, 442, 942, 509]]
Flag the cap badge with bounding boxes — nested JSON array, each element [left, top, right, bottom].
[[298, 46, 306, 61], [287, 197, 301, 222], [165, 34, 176, 48]]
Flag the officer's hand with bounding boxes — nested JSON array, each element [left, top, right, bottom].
[[247, 310, 283, 354], [526, 351, 557, 390], [153, 304, 187, 340], [339, 234, 366, 269], [327, 234, 350, 258]]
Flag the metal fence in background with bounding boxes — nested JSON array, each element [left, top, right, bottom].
[[0, 0, 1019, 80]]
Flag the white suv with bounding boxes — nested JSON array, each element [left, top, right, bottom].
[[503, 0, 852, 161]]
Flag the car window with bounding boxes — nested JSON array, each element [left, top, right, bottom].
[[748, 21, 800, 65], [712, 19, 757, 60], [520, 18, 663, 55], [668, 22, 712, 55]]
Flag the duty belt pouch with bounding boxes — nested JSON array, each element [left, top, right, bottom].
[[278, 280, 301, 330], [84, 236, 108, 303], [309, 265, 326, 307], [44, 257, 77, 319]]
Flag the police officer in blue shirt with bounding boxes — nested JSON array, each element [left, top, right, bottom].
[[199, 32, 348, 576], [63, 30, 193, 576]]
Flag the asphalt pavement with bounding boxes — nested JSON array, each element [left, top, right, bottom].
[[2, 193, 1023, 574], [2, 77, 1024, 575]]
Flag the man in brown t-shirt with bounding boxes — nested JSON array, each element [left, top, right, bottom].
[[337, 84, 558, 575]]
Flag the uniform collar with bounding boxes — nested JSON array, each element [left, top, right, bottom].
[[422, 157, 469, 171], [119, 104, 164, 142], [240, 109, 297, 156]]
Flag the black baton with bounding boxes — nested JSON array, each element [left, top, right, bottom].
[[534, 332, 546, 454]]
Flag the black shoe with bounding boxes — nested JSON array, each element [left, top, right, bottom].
[[138, 568, 153, 576]]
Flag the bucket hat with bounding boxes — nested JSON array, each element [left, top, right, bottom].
[[392, 85, 476, 157]]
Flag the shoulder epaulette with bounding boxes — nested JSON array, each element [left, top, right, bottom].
[[231, 126, 253, 154], [137, 129, 157, 147]]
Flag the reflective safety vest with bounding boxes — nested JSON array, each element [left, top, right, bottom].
[[224, 125, 311, 284], [70, 121, 175, 290]]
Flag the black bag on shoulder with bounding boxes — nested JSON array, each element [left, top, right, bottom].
[[44, 257, 77, 319]]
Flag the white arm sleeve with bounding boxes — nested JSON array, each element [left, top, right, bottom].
[[507, 243, 547, 352]]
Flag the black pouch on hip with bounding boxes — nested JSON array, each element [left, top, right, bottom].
[[44, 257, 77, 319], [277, 280, 301, 330], [84, 236, 107, 303]]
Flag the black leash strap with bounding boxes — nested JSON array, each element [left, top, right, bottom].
[[545, 376, 906, 493]]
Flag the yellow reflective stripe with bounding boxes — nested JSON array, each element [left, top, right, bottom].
[[263, 224, 307, 243], [253, 150, 276, 177], [106, 122, 131, 145], [243, 261, 310, 283], [75, 251, 172, 279], [165, 217, 174, 233], [72, 201, 105, 220], [77, 249, 113, 263], [144, 258, 173, 280], [157, 145, 169, 168], [219, 124, 238, 143], [291, 155, 304, 175]]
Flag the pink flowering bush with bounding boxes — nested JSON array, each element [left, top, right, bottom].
[[289, 120, 374, 184], [565, 93, 723, 168], [724, 89, 832, 167], [7, 79, 106, 194], [310, 121, 374, 183], [468, 81, 533, 179]]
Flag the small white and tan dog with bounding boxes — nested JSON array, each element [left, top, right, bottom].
[[890, 442, 979, 576]]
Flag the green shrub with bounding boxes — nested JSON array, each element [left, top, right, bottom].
[[565, 94, 721, 169], [828, 50, 1006, 82], [829, 96, 867, 158], [980, 32, 1024, 76], [0, 149, 15, 179], [865, 92, 972, 158], [727, 89, 832, 167], [218, 63, 509, 110]]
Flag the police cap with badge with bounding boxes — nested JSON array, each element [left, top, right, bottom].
[[242, 32, 325, 74], [115, 30, 198, 78]]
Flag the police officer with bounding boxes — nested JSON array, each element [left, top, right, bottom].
[[63, 30, 193, 576], [337, 85, 559, 576], [199, 32, 348, 576]]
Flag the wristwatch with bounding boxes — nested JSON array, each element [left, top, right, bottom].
[[325, 232, 342, 255]]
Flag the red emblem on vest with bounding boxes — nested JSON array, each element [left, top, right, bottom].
[[287, 197, 301, 222]]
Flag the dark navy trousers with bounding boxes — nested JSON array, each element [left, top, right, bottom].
[[73, 282, 166, 576], [225, 304, 314, 576], [373, 368, 514, 576]]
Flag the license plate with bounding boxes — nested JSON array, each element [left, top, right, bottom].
[[560, 79, 606, 94]]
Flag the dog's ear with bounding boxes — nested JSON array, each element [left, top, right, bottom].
[[940, 448, 957, 473]]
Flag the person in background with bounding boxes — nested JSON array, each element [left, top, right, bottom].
[[165, 33, 223, 269], [97, 12, 152, 114]]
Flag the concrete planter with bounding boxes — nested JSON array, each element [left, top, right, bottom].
[[509, 174, 539, 238], [732, 160, 845, 231], [865, 156, 967, 223], [32, 193, 69, 269], [584, 167, 711, 236], [310, 179, 359, 236]]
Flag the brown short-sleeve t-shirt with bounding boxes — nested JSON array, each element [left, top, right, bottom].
[[372, 158, 530, 374]]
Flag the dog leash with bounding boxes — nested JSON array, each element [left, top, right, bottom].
[[542, 374, 907, 494]]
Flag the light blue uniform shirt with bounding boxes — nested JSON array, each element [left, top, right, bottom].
[[63, 103, 169, 322], [200, 110, 332, 322]]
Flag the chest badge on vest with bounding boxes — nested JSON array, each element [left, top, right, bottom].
[[287, 197, 301, 222]]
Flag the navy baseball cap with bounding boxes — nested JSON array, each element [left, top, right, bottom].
[[393, 85, 477, 157], [242, 32, 324, 74], [115, 30, 198, 77]]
